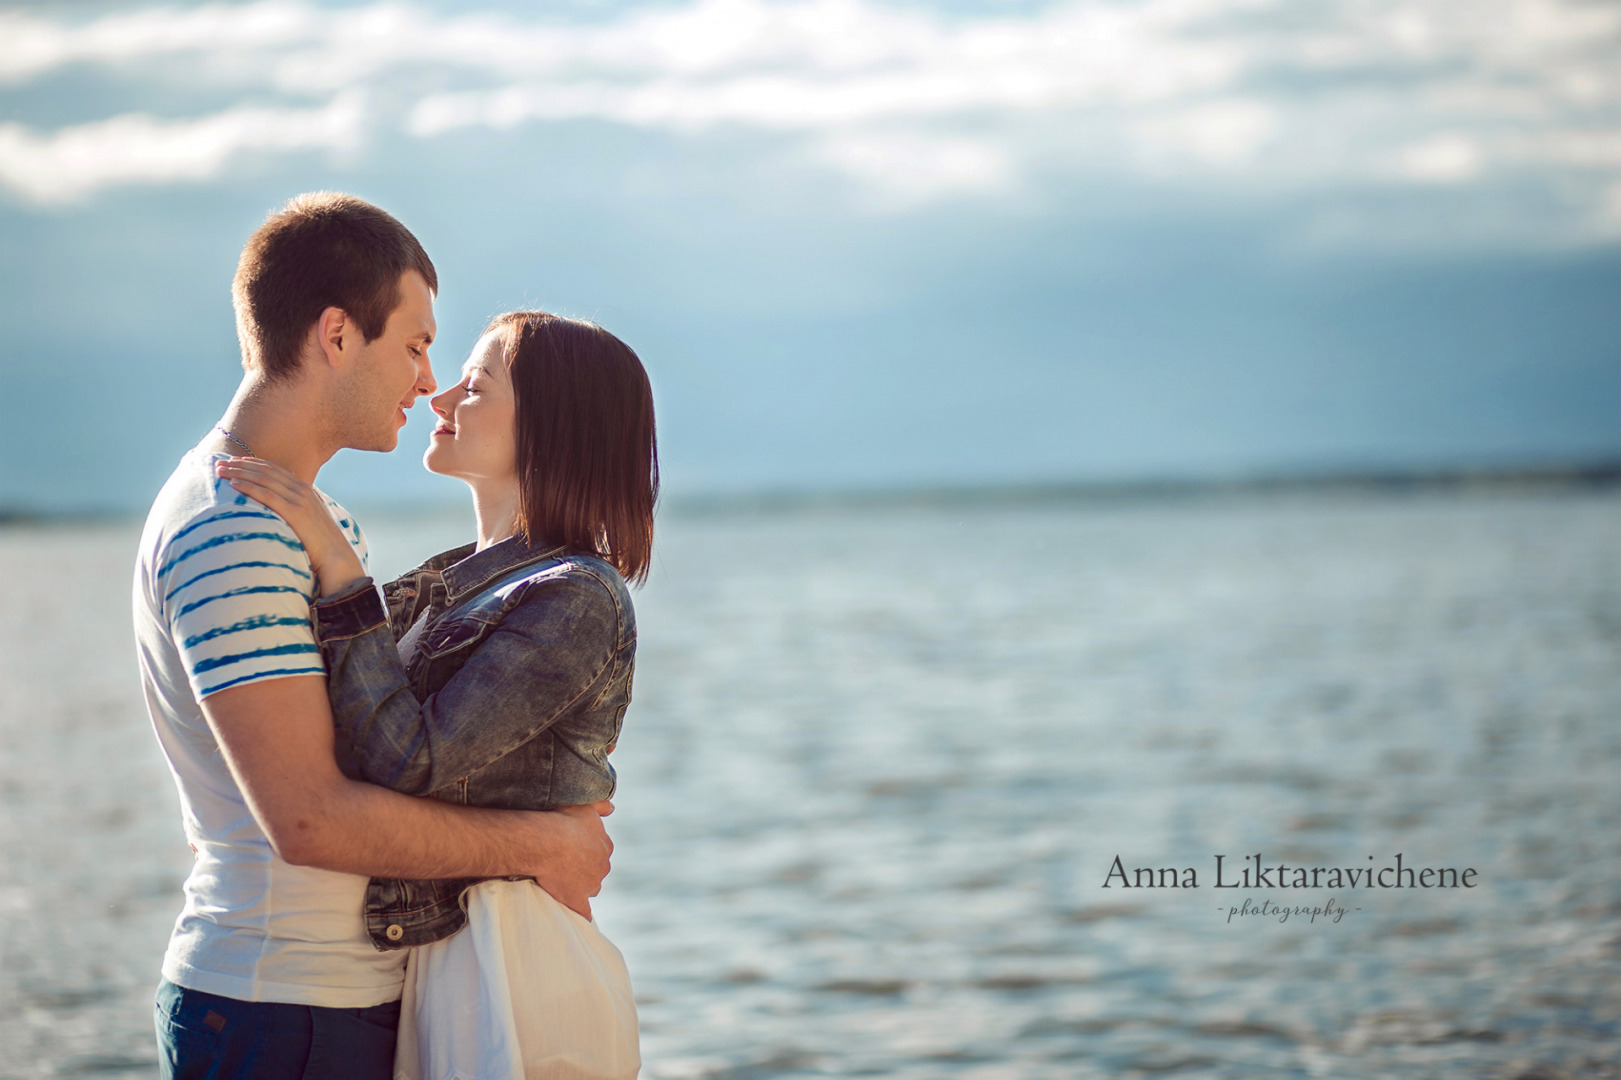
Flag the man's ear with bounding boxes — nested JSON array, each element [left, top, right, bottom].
[[314, 305, 352, 370]]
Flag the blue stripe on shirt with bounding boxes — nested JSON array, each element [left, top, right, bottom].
[[166, 561, 312, 603], [190, 642, 320, 677], [182, 614, 312, 649], [175, 584, 306, 619], [199, 666, 326, 697], [169, 509, 282, 547], [157, 531, 305, 578]]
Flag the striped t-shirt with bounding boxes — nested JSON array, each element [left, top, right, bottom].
[[133, 448, 407, 1007], [150, 458, 364, 698]]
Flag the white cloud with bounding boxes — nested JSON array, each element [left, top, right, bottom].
[[0, 4, 318, 83], [1136, 100, 1278, 170], [1397, 133, 1484, 182], [0, 95, 364, 204], [812, 132, 1013, 206], [0, 0, 1617, 231]]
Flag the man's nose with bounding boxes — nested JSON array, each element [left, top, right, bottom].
[[416, 358, 437, 397]]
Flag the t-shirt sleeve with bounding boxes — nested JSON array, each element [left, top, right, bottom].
[[157, 503, 325, 700], [318, 490, 369, 576]]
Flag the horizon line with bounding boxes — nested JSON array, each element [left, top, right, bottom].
[[5, 459, 1618, 526]]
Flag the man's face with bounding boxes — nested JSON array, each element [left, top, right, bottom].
[[337, 269, 438, 452]]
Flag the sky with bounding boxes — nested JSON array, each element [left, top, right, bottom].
[[0, 0, 1617, 513]]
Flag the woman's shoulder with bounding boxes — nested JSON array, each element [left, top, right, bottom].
[[411, 551, 634, 664], [553, 551, 631, 593], [503, 550, 634, 625]]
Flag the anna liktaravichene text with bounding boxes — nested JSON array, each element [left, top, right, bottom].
[[1103, 853, 1479, 890]]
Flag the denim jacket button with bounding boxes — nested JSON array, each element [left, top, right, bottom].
[[384, 924, 405, 942]]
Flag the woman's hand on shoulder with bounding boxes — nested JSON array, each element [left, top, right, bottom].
[[214, 456, 366, 596]]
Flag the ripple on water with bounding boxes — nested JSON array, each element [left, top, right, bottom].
[[3, 490, 1619, 1078]]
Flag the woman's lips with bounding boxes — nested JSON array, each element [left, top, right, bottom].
[[431, 426, 455, 436]]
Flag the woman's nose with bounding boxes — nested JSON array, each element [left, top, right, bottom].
[[430, 388, 453, 417]]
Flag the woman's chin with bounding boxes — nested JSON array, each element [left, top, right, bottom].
[[422, 446, 453, 476]]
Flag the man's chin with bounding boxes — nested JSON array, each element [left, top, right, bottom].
[[347, 431, 399, 454]]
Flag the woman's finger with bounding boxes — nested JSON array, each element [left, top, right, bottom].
[[221, 454, 287, 474], [221, 479, 300, 513], [223, 477, 290, 510], [219, 467, 298, 501], [216, 463, 311, 506], [216, 457, 304, 489], [216, 459, 290, 483], [217, 463, 298, 493], [219, 457, 290, 486]]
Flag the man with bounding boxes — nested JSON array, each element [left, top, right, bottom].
[[132, 192, 613, 1078]]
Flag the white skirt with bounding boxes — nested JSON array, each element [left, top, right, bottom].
[[394, 879, 640, 1080]]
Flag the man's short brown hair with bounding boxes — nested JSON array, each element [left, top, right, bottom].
[[231, 192, 438, 380]]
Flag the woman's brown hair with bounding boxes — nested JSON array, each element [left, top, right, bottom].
[[490, 312, 658, 584]]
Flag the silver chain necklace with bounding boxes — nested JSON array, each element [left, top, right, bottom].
[[215, 424, 254, 456]]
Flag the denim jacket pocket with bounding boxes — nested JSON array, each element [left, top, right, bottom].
[[416, 611, 498, 662]]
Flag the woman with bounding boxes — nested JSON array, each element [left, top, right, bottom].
[[215, 311, 656, 1080]]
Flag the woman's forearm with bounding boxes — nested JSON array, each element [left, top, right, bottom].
[[313, 574, 618, 795]]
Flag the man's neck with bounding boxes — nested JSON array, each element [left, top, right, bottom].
[[214, 375, 335, 485]]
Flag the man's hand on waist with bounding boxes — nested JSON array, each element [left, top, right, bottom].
[[528, 801, 614, 920]]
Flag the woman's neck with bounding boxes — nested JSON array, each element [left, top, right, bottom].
[[467, 480, 522, 552]]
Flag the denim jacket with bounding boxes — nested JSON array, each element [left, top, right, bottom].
[[310, 534, 635, 950]]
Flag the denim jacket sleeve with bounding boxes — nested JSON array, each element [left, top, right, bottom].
[[309, 573, 619, 796]]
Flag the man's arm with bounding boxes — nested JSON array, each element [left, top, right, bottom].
[[200, 673, 611, 916]]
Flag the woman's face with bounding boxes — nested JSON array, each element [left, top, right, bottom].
[[423, 329, 518, 485]]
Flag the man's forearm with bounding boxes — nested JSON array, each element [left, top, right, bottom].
[[200, 673, 613, 916], [287, 777, 566, 879]]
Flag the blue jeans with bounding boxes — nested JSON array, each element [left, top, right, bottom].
[[155, 978, 399, 1080]]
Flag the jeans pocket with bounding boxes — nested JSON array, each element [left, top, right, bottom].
[[154, 980, 222, 1061], [351, 997, 402, 1033]]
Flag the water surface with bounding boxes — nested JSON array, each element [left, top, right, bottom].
[[2, 488, 1617, 1077]]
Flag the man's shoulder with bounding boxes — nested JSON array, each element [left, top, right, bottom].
[[140, 452, 312, 610], [134, 452, 327, 699], [144, 452, 296, 552]]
